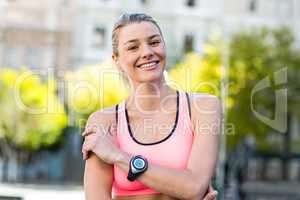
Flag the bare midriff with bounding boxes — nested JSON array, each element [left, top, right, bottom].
[[113, 194, 181, 200]]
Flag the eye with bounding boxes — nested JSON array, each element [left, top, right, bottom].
[[128, 46, 138, 51], [150, 40, 160, 46]]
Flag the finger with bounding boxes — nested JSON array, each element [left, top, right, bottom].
[[213, 191, 218, 197], [82, 144, 88, 153], [204, 191, 218, 200], [82, 141, 91, 153], [82, 126, 92, 136], [82, 129, 96, 137], [209, 191, 218, 200], [83, 150, 90, 160], [82, 124, 100, 136], [82, 151, 87, 160], [85, 134, 98, 145], [203, 193, 213, 200], [82, 147, 90, 160], [208, 184, 213, 192], [82, 136, 97, 152]]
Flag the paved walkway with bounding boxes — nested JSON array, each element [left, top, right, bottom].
[[241, 181, 300, 199], [0, 183, 84, 200]]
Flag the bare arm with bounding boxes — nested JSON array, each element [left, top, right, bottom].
[[83, 108, 116, 200], [84, 153, 113, 200], [114, 95, 221, 199]]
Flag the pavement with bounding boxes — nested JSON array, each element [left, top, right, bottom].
[[241, 181, 300, 197], [0, 183, 84, 200]]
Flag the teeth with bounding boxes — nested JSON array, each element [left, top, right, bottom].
[[139, 62, 157, 68]]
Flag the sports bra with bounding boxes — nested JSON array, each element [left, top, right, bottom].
[[112, 91, 195, 197]]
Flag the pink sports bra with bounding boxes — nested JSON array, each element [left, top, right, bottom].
[[112, 91, 195, 197]]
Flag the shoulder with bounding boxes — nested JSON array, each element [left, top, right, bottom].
[[186, 92, 221, 116], [86, 104, 119, 128], [187, 93, 222, 138]]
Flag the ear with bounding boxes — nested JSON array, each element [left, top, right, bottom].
[[112, 53, 118, 65], [112, 53, 119, 68], [112, 53, 123, 72]]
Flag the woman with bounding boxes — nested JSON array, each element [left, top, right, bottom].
[[82, 13, 221, 200]]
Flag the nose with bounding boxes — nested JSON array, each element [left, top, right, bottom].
[[141, 44, 154, 59]]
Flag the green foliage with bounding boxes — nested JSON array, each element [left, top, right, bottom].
[[0, 68, 68, 151], [168, 27, 300, 151], [227, 27, 300, 150], [167, 39, 222, 96], [65, 60, 128, 127], [0, 60, 131, 152]]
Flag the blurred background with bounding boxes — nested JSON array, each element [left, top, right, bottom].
[[0, 0, 299, 199]]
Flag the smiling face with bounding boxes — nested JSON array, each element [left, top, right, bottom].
[[112, 21, 166, 84]]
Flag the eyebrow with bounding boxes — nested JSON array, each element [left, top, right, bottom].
[[123, 34, 161, 45]]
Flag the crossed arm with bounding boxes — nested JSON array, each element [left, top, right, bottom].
[[84, 94, 221, 200]]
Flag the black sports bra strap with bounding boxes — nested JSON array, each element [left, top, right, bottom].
[[185, 93, 191, 120], [115, 104, 119, 125]]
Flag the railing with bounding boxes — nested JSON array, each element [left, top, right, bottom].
[[224, 139, 300, 200], [0, 128, 84, 184]]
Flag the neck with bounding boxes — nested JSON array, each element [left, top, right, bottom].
[[126, 77, 176, 114]]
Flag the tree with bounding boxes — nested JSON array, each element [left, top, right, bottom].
[[168, 27, 300, 153], [0, 68, 68, 181], [229, 27, 300, 178], [167, 39, 222, 95], [65, 59, 128, 128], [168, 26, 300, 183], [227, 27, 300, 154]]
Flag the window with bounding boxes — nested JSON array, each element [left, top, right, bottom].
[[24, 47, 41, 69], [249, 0, 257, 12], [5, 47, 20, 68], [140, 0, 147, 5], [184, 34, 194, 53], [186, 0, 196, 7], [93, 26, 106, 48]]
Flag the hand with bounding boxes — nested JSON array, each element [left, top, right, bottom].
[[81, 124, 121, 164], [203, 185, 218, 200]]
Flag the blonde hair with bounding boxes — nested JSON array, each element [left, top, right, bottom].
[[112, 13, 163, 56]]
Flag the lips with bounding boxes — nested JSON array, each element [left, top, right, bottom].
[[136, 61, 160, 68]]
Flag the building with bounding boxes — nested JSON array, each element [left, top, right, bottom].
[[1, 0, 299, 69], [72, 0, 222, 67], [0, 0, 75, 73], [72, 0, 300, 68]]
